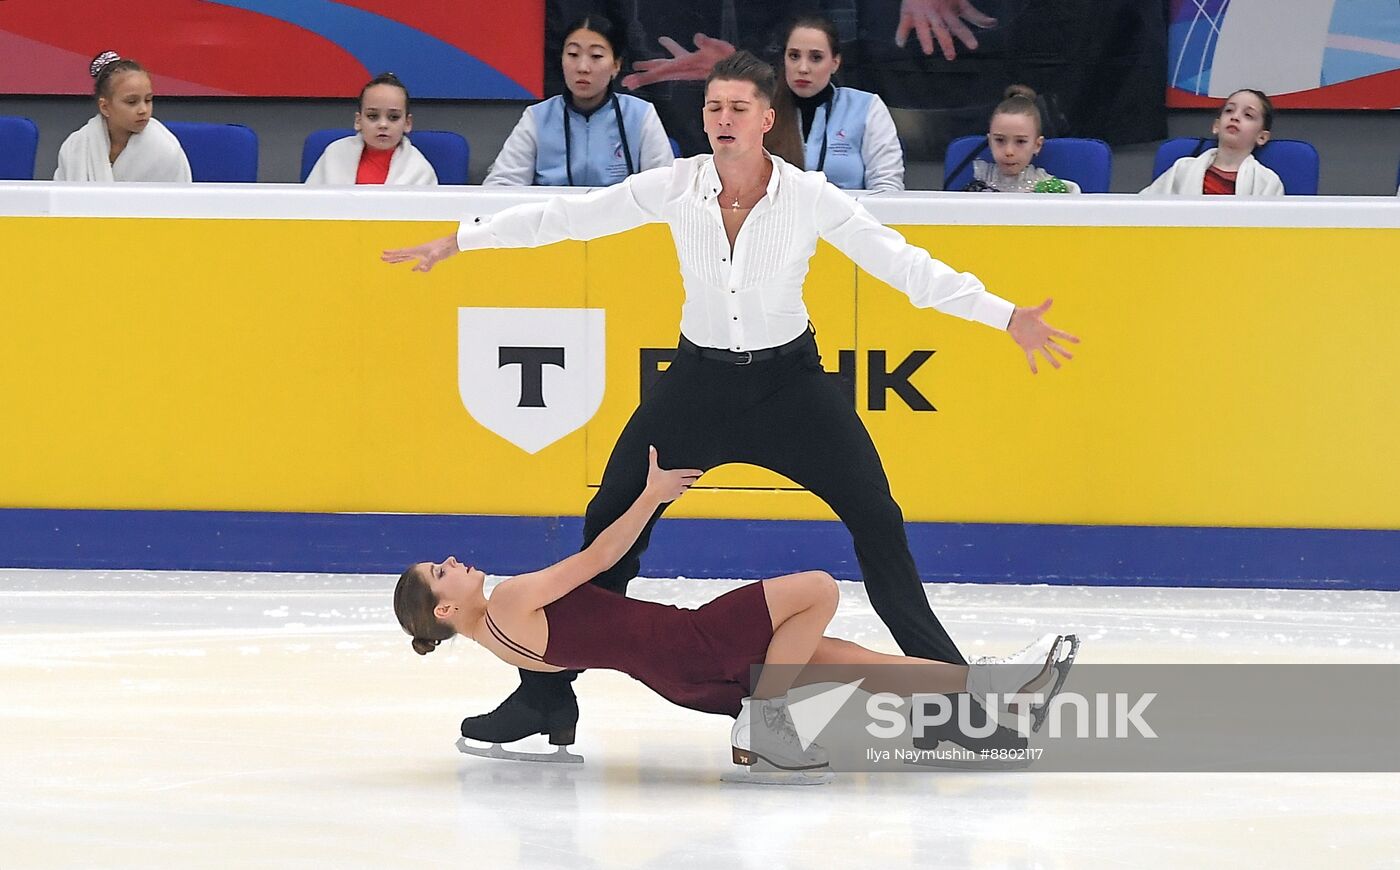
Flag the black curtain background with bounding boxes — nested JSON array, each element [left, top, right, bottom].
[[545, 0, 1166, 158]]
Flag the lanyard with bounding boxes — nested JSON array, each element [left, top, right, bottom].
[[562, 93, 635, 186], [813, 88, 834, 173]]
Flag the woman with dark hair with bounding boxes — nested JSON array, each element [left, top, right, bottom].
[[305, 72, 437, 186], [395, 446, 1075, 776], [485, 15, 674, 186], [780, 14, 905, 192], [54, 51, 191, 183], [385, 50, 1079, 768]]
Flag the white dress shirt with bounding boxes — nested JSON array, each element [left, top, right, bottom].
[[456, 154, 1013, 351]]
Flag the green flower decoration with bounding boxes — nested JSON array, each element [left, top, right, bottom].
[[1033, 176, 1071, 194]]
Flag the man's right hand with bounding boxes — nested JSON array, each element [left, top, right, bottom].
[[381, 235, 460, 273]]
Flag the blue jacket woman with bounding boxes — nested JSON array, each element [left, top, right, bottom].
[[485, 15, 673, 187], [782, 15, 904, 192]]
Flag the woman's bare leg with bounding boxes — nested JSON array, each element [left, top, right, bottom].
[[798, 637, 969, 696], [751, 571, 840, 699], [754, 574, 971, 697]]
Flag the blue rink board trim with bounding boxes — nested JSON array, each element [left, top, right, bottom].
[[1, 509, 1396, 590]]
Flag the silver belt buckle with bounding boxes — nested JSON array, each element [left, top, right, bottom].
[[735, 350, 753, 366]]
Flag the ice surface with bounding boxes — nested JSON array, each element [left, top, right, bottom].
[[2, 570, 1396, 868]]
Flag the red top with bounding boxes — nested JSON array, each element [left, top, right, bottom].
[[1203, 165, 1238, 195], [355, 144, 394, 185]]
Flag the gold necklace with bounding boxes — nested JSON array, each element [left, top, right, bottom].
[[721, 166, 770, 211]]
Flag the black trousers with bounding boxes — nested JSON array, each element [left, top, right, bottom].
[[520, 333, 966, 705]]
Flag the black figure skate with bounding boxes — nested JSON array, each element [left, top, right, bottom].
[[456, 677, 583, 764]]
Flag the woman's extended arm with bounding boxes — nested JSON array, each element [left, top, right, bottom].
[[495, 448, 701, 611]]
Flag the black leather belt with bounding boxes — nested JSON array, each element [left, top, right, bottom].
[[677, 330, 813, 366]]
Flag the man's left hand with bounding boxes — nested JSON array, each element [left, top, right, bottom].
[[1008, 298, 1079, 374]]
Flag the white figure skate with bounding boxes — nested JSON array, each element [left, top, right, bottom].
[[722, 697, 834, 786]]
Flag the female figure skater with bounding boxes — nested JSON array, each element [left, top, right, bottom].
[[1141, 89, 1283, 196], [304, 72, 437, 186], [54, 51, 191, 183], [395, 447, 1075, 776], [962, 85, 1079, 194], [384, 51, 1078, 768], [779, 14, 905, 192], [484, 15, 673, 187]]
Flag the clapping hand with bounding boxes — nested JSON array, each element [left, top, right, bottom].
[[621, 33, 737, 90], [1008, 298, 1080, 374], [896, 0, 998, 61], [644, 446, 703, 504]]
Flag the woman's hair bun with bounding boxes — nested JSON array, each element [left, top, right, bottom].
[[1004, 83, 1038, 101], [411, 637, 441, 656], [90, 51, 122, 79]]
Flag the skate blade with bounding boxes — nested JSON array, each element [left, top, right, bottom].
[[455, 737, 583, 764], [1029, 633, 1080, 734], [731, 746, 829, 772], [721, 767, 834, 786]]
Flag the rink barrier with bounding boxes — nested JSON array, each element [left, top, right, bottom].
[[3, 184, 1398, 585], [1, 508, 1396, 590]]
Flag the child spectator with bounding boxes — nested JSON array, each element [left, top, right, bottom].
[[1142, 89, 1283, 196], [305, 72, 437, 186], [55, 51, 191, 183], [964, 86, 1078, 194]]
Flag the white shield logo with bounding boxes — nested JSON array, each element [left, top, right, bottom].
[[457, 307, 606, 454]]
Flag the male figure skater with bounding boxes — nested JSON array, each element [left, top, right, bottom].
[[383, 51, 1078, 763]]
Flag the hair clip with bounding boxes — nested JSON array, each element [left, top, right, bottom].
[[90, 50, 121, 79]]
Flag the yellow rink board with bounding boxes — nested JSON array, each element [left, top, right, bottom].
[[1, 213, 1396, 529]]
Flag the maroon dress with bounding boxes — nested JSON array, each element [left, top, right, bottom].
[[496, 581, 775, 717]]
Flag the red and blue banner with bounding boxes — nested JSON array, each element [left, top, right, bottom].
[[1168, 0, 1400, 109], [0, 0, 542, 99]]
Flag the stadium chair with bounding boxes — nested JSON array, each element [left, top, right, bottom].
[[944, 135, 1112, 192], [0, 115, 40, 180], [164, 121, 259, 182], [300, 129, 470, 184], [1151, 137, 1320, 195]]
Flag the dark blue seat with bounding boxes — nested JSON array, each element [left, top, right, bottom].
[[1152, 138, 1320, 195], [944, 136, 1113, 192], [0, 115, 40, 180], [164, 121, 259, 182], [300, 129, 470, 184]]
